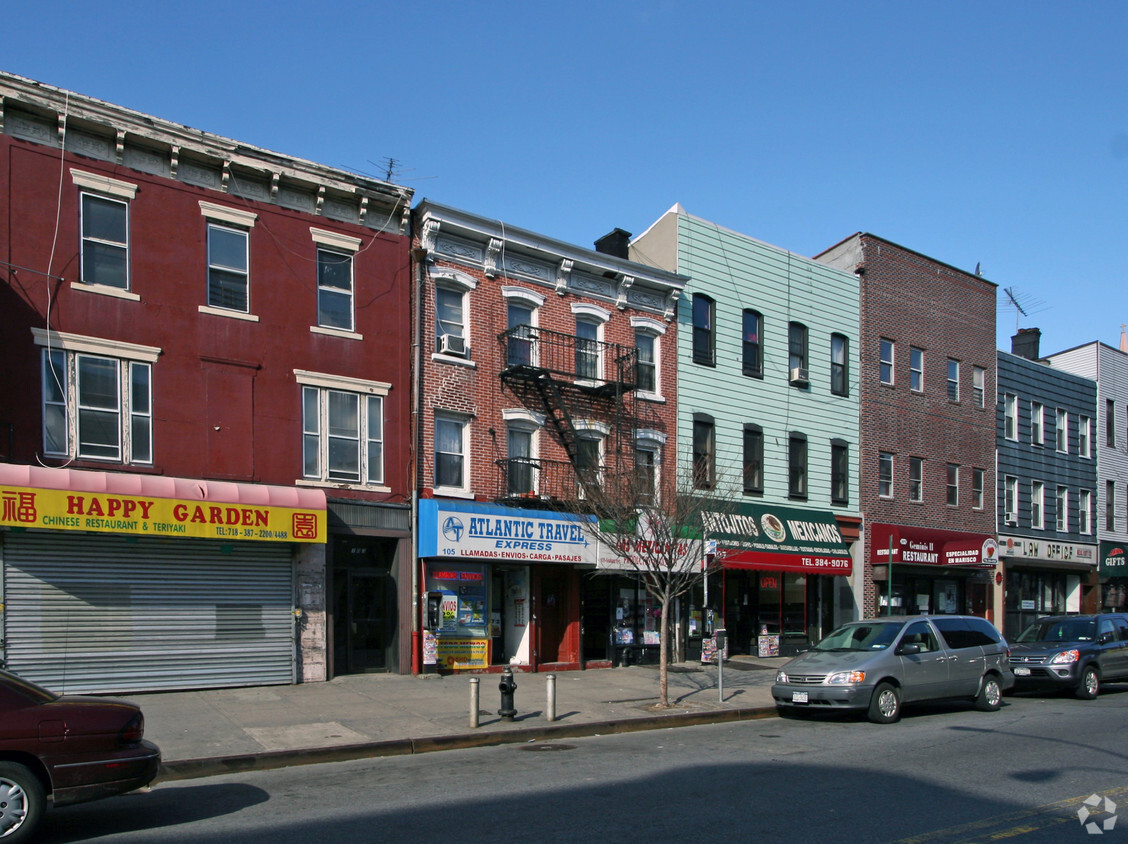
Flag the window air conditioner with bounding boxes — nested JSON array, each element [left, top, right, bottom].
[[439, 334, 466, 356], [789, 367, 810, 385]]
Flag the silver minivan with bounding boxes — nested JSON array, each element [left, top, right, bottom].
[[771, 615, 1015, 724]]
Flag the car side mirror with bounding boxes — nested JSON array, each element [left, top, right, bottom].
[[898, 643, 921, 656], [1099, 632, 1115, 645]]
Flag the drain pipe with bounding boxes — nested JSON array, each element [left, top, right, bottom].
[[410, 244, 429, 675]]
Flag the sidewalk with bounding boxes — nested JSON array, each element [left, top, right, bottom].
[[133, 656, 785, 782]]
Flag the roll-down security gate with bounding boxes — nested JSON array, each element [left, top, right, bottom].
[[2, 531, 295, 693]]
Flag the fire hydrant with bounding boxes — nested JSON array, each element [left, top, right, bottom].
[[498, 666, 517, 721]]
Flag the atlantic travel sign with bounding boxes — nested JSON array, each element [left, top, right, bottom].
[[418, 499, 600, 565]]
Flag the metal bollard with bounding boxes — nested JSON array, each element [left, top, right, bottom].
[[469, 677, 480, 729], [546, 673, 556, 722]]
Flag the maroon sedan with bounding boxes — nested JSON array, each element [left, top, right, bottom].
[[0, 669, 161, 842]]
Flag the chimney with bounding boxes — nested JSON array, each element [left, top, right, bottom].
[[1011, 327, 1042, 361], [594, 228, 632, 260]]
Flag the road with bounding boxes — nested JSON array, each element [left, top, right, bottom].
[[37, 688, 1128, 843]]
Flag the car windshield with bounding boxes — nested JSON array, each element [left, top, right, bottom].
[[1016, 618, 1097, 644], [0, 669, 60, 707], [813, 621, 906, 651]]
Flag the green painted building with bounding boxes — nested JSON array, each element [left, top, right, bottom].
[[632, 204, 861, 655]]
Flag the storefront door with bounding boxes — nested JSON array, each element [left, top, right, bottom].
[[537, 567, 571, 665], [332, 536, 397, 675], [344, 570, 392, 672]]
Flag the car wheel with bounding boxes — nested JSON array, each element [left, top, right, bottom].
[[0, 762, 45, 844], [868, 682, 901, 724], [975, 675, 1003, 711], [1076, 665, 1100, 700]]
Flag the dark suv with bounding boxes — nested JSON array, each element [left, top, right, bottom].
[[1009, 613, 1128, 699]]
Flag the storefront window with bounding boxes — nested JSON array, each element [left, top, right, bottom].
[[424, 564, 489, 669], [615, 584, 660, 646]]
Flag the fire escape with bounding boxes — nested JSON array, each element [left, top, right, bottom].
[[496, 325, 640, 511]]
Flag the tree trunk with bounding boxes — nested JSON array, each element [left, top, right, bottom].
[[658, 598, 669, 707]]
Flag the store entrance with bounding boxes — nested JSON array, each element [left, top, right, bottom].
[[332, 536, 398, 675]]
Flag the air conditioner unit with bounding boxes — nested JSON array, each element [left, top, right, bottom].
[[789, 367, 810, 385], [439, 334, 466, 356]]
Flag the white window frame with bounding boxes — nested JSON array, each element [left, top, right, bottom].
[[198, 202, 258, 320], [1056, 486, 1069, 532], [947, 358, 960, 402], [880, 339, 895, 385], [1031, 402, 1044, 446], [972, 365, 985, 408], [433, 270, 477, 362], [1005, 475, 1018, 524], [433, 411, 471, 496], [71, 170, 138, 298], [572, 303, 611, 385], [1005, 393, 1018, 440], [1056, 408, 1069, 453], [502, 408, 544, 497], [311, 228, 362, 338], [878, 451, 894, 498], [1079, 489, 1092, 534], [1031, 481, 1045, 529], [631, 316, 666, 401], [972, 467, 985, 510], [910, 347, 924, 392], [502, 287, 544, 368], [634, 428, 667, 506], [946, 463, 959, 507], [295, 370, 390, 490], [1079, 415, 1092, 458], [34, 328, 159, 465], [909, 456, 923, 503]]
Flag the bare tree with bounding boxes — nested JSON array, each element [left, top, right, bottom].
[[574, 461, 737, 709]]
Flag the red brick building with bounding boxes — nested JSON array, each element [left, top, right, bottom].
[[412, 201, 686, 672], [0, 72, 414, 691], [817, 234, 1000, 622]]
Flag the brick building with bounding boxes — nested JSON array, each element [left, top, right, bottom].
[[816, 234, 1000, 621], [0, 72, 414, 691], [412, 201, 685, 672]]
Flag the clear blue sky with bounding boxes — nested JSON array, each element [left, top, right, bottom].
[[5, 1, 1125, 354]]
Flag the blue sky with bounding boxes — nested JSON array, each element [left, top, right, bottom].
[[5, 1, 1125, 354]]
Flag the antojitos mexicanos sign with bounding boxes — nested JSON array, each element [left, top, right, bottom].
[[0, 485, 325, 543]]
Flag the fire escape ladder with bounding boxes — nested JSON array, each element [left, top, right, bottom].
[[533, 372, 581, 466]]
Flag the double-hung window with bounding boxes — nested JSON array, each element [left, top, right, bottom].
[[72, 170, 137, 291], [947, 359, 960, 401], [634, 430, 665, 506], [1005, 394, 1018, 440], [788, 432, 807, 500], [200, 202, 257, 314], [1079, 489, 1092, 534], [36, 329, 158, 464], [434, 413, 469, 492], [1056, 408, 1069, 453], [909, 457, 923, 503], [880, 339, 895, 385], [692, 294, 715, 366], [946, 464, 959, 507], [575, 435, 604, 499], [830, 333, 848, 396], [1031, 402, 1044, 446], [788, 322, 808, 382], [831, 439, 848, 505], [1031, 481, 1044, 529], [743, 424, 764, 495], [507, 427, 535, 496], [1004, 476, 1018, 524], [310, 228, 361, 333], [972, 366, 986, 408], [572, 303, 610, 383], [631, 317, 665, 398], [693, 414, 715, 490], [1056, 486, 1069, 532], [972, 468, 985, 510], [1107, 399, 1116, 448], [1106, 480, 1116, 531], [909, 347, 924, 392], [435, 277, 472, 358], [742, 310, 762, 377], [297, 371, 388, 487], [503, 287, 544, 368], [879, 452, 894, 498], [1079, 415, 1092, 457]]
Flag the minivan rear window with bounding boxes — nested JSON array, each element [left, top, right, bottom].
[[933, 617, 999, 650]]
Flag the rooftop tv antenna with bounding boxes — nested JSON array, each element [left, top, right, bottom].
[[1000, 286, 1048, 332]]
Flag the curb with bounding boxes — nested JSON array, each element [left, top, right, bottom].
[[157, 705, 779, 782]]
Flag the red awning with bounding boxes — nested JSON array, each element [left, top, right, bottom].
[[869, 523, 998, 567]]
